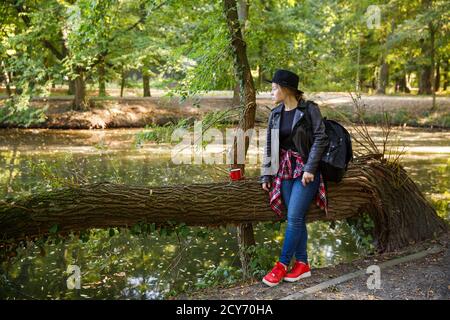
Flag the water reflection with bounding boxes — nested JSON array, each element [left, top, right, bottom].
[[0, 126, 448, 299], [123, 276, 161, 300]]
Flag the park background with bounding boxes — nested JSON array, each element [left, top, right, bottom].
[[0, 0, 449, 299]]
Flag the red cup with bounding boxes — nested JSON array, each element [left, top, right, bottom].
[[230, 168, 242, 181]]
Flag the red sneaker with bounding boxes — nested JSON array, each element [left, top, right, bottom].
[[283, 261, 311, 282], [262, 262, 287, 287]]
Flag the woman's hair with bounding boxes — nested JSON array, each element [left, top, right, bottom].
[[278, 84, 303, 102]]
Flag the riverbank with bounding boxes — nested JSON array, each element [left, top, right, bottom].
[[0, 123, 448, 300], [1, 93, 449, 129], [173, 232, 449, 300]]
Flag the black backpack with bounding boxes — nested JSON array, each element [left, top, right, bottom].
[[304, 101, 353, 183]]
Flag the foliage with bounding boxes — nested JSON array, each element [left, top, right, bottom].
[[346, 213, 376, 254], [134, 118, 192, 145], [134, 108, 239, 146], [2, 0, 448, 102], [194, 264, 241, 290], [0, 93, 47, 127]]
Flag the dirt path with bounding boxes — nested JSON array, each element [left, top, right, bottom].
[[305, 246, 449, 300], [174, 232, 449, 300], [1, 92, 449, 129]]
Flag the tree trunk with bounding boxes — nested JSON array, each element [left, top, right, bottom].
[[0, 154, 447, 253], [257, 40, 264, 90], [434, 59, 440, 92], [67, 80, 76, 95], [4, 144, 18, 195], [356, 36, 361, 92], [224, 0, 258, 278], [257, 64, 263, 90], [72, 70, 87, 111], [376, 60, 389, 94], [237, 0, 249, 28], [371, 76, 376, 90], [98, 63, 106, 97], [143, 74, 151, 97], [429, 21, 437, 110], [224, 0, 256, 168], [236, 222, 255, 277], [443, 58, 449, 91], [398, 74, 410, 93], [231, 0, 250, 105], [230, 0, 249, 106], [419, 66, 432, 95], [5, 73, 12, 97], [232, 83, 240, 106], [1, 62, 12, 97], [418, 0, 433, 96], [120, 70, 126, 98]]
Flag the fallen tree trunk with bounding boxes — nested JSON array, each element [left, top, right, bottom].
[[0, 154, 447, 252]]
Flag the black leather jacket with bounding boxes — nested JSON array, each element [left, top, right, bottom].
[[259, 98, 329, 184]]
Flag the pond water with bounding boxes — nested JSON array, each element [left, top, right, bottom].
[[0, 125, 448, 299]]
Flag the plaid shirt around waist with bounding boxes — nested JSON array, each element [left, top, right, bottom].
[[269, 148, 329, 218]]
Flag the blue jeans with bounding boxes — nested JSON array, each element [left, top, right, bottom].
[[279, 168, 320, 266]]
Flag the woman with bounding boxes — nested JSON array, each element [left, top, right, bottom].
[[259, 69, 329, 287]]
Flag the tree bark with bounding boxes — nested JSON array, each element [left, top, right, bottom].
[[443, 58, 449, 91], [143, 73, 151, 97], [72, 69, 87, 111], [418, 0, 433, 96], [4, 144, 18, 195], [399, 74, 410, 93], [232, 83, 240, 106], [120, 69, 126, 98], [434, 59, 440, 92], [376, 60, 389, 94], [67, 80, 76, 95], [231, 0, 249, 106], [6, 74, 12, 97], [98, 63, 106, 97], [429, 21, 437, 110], [236, 222, 255, 277], [356, 36, 361, 92], [224, 0, 258, 278], [0, 154, 447, 253], [1, 62, 12, 97], [257, 64, 263, 90], [419, 66, 432, 95], [6, 73, 12, 97], [224, 0, 257, 170]]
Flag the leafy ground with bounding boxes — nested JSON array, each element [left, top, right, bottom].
[[173, 232, 449, 300]]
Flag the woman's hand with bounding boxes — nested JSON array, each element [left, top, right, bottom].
[[301, 171, 314, 186], [262, 182, 271, 192]]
